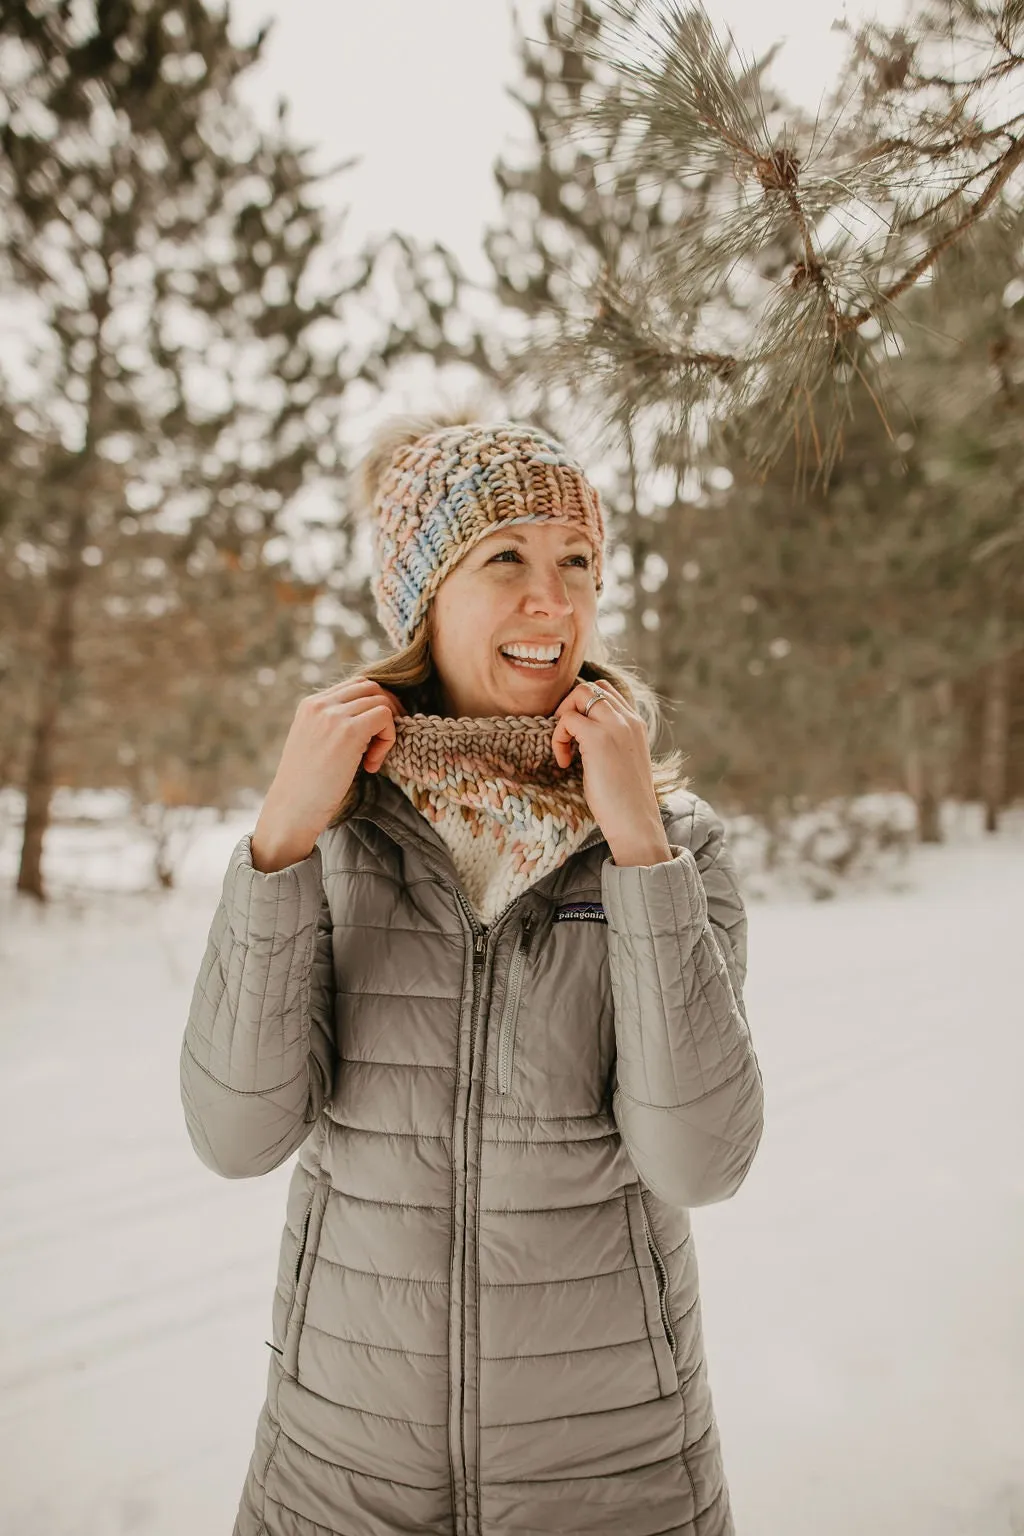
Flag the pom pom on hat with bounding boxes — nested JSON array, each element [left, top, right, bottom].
[[354, 408, 477, 524]]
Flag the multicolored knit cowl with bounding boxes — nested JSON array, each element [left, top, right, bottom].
[[379, 712, 599, 926]]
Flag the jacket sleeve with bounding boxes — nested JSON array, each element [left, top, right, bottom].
[[601, 795, 764, 1208], [179, 832, 336, 1179]]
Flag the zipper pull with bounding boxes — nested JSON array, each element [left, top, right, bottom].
[[474, 932, 485, 957], [521, 910, 536, 953]]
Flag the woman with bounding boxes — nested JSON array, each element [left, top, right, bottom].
[[181, 417, 765, 1536]]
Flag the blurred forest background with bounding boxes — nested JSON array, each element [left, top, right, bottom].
[[1, 0, 1022, 901]]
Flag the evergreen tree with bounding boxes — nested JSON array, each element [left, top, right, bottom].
[[484, 0, 1024, 833], [885, 213, 1024, 833], [676, 207, 1024, 837], [0, 0, 400, 897]]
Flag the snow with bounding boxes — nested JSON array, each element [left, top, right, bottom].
[[1, 801, 1022, 1535]]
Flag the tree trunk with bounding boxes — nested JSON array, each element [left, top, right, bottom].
[[901, 679, 957, 844], [15, 505, 88, 902], [901, 688, 927, 839], [979, 642, 1009, 835], [15, 279, 107, 903]]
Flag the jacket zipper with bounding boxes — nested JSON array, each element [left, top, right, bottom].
[[638, 1187, 677, 1356], [496, 910, 535, 1094], [452, 888, 486, 1534], [294, 1196, 313, 1287], [347, 802, 613, 1531]]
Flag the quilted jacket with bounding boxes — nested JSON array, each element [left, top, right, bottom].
[[180, 769, 765, 1536]]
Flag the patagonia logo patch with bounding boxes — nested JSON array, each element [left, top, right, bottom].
[[554, 901, 607, 924]]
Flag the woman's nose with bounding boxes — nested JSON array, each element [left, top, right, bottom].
[[523, 567, 575, 615]]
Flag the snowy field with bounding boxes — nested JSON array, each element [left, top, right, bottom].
[[1, 799, 1023, 1536]]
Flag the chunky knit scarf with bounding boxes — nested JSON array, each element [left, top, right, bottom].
[[380, 713, 599, 926]]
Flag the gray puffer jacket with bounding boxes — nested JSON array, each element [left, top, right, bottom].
[[181, 770, 764, 1536]]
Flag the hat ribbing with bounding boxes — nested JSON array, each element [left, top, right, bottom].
[[369, 420, 606, 650]]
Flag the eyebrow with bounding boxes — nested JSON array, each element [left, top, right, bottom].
[[490, 529, 591, 548]]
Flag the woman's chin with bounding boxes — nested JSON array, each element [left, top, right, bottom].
[[478, 653, 577, 716], [496, 671, 561, 709]]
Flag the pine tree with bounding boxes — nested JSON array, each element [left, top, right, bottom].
[[0, 1, 395, 897], [886, 212, 1024, 833], [483, 0, 1024, 836], [673, 206, 1024, 836]]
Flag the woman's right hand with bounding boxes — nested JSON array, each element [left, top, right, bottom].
[[252, 680, 407, 871]]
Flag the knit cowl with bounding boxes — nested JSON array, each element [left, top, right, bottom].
[[379, 712, 599, 926]]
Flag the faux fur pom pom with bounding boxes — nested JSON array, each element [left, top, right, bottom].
[[352, 406, 484, 522]]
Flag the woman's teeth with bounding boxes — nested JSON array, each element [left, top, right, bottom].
[[500, 646, 562, 671]]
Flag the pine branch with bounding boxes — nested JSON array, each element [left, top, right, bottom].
[[839, 132, 1024, 328], [520, 0, 1024, 479]]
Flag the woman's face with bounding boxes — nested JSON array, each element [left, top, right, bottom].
[[428, 520, 599, 718]]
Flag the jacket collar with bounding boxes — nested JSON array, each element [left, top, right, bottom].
[[347, 769, 464, 886], [346, 769, 675, 917]]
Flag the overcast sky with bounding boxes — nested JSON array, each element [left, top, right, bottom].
[[227, 0, 910, 279]]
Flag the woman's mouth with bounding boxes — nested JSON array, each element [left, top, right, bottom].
[[499, 642, 565, 673]]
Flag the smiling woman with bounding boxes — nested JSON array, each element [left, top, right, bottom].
[[181, 410, 764, 1536], [328, 411, 688, 821]]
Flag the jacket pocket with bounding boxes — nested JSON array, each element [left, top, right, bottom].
[[624, 1182, 678, 1398], [281, 1172, 331, 1382], [639, 1187, 678, 1357], [496, 909, 537, 1094]]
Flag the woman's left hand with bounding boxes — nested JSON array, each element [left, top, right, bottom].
[[551, 679, 673, 865]]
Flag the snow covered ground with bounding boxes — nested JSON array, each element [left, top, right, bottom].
[[1, 799, 1022, 1536]]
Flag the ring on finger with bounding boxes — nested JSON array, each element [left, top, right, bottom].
[[582, 685, 610, 718]]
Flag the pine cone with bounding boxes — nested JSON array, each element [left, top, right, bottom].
[[756, 147, 801, 193]]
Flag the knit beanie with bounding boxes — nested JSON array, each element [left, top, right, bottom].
[[362, 417, 607, 650]]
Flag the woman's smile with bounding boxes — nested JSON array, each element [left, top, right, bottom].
[[498, 639, 567, 674]]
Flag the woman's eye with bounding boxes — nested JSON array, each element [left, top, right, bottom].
[[490, 549, 591, 568]]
